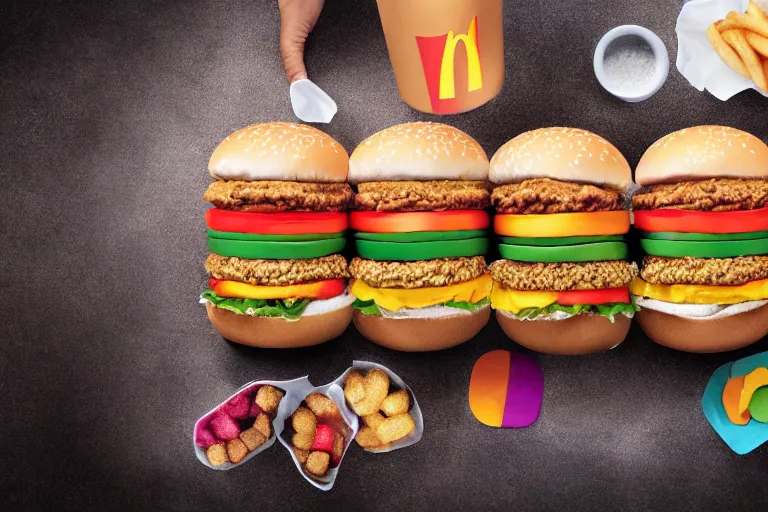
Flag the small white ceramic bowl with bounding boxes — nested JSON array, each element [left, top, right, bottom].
[[594, 25, 669, 103]]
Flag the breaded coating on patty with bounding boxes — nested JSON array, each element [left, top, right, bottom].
[[489, 260, 637, 291], [491, 178, 622, 214], [632, 179, 768, 212], [349, 256, 486, 289], [354, 180, 490, 212], [640, 256, 768, 286], [205, 254, 348, 286], [204, 180, 353, 212]]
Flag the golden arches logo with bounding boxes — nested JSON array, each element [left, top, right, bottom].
[[416, 16, 484, 113], [439, 16, 483, 100]]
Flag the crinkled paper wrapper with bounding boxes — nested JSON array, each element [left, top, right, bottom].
[[677, 0, 768, 100], [192, 361, 423, 491]]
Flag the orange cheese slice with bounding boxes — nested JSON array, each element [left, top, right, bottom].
[[494, 211, 630, 238]]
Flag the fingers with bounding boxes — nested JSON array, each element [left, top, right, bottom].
[[278, 0, 325, 83], [280, 19, 308, 83]]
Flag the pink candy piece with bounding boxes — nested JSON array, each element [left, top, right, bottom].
[[209, 412, 240, 441], [195, 426, 218, 448], [311, 424, 335, 453], [222, 393, 251, 419]]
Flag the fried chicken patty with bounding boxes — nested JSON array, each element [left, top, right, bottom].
[[205, 253, 348, 286], [640, 256, 768, 286], [354, 181, 489, 212], [489, 260, 638, 291], [204, 180, 353, 212], [491, 178, 622, 214], [349, 256, 486, 289], [632, 178, 768, 212]]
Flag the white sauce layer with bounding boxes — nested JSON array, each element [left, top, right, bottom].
[[632, 296, 767, 320]]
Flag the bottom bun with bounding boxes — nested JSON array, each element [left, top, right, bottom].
[[496, 311, 632, 355], [636, 304, 768, 353], [353, 307, 490, 352], [206, 302, 353, 349]]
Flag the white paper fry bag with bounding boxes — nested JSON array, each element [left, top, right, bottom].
[[677, 0, 768, 100]]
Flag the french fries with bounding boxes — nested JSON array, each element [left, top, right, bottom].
[[722, 29, 768, 90], [708, 25, 751, 78], [728, 11, 768, 38], [708, 1, 768, 92], [745, 31, 768, 58], [748, 0, 768, 22]]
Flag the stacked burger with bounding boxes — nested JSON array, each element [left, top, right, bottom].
[[630, 126, 768, 352], [347, 122, 493, 351], [488, 128, 639, 355], [201, 122, 355, 348]]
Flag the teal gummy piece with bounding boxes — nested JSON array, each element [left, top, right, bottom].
[[730, 350, 768, 379], [701, 362, 768, 455]]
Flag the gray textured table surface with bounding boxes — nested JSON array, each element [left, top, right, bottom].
[[1, 0, 767, 510]]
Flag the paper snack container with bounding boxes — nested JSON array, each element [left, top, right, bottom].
[[192, 362, 423, 490], [193, 378, 303, 470], [375, 0, 505, 114], [676, 0, 768, 100], [276, 379, 359, 491], [334, 361, 424, 453]]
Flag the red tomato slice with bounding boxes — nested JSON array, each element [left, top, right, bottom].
[[634, 208, 768, 234], [556, 288, 630, 305], [350, 210, 489, 233], [206, 209, 348, 235]]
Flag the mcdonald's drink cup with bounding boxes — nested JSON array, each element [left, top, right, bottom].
[[376, 0, 504, 114]]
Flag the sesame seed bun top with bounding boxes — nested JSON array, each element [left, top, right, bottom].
[[208, 122, 349, 182], [348, 122, 489, 184], [635, 126, 768, 185], [489, 127, 632, 191]]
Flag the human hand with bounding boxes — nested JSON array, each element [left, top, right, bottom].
[[278, 0, 325, 83]]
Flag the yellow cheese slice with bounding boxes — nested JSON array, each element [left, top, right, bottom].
[[629, 278, 768, 305], [490, 284, 558, 314], [739, 367, 768, 414], [349, 275, 492, 311], [211, 280, 327, 299]]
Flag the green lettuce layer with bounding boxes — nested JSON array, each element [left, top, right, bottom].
[[201, 290, 311, 320], [352, 297, 491, 316], [512, 302, 640, 323]]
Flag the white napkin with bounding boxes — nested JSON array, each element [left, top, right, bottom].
[[289, 79, 338, 123], [677, 0, 768, 100]]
